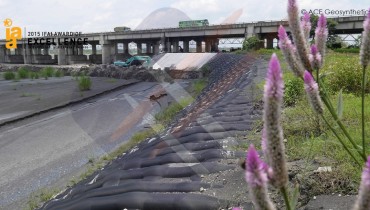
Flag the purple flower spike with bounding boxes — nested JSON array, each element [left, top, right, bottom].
[[278, 25, 305, 78], [353, 156, 370, 210], [308, 44, 322, 70], [301, 12, 311, 41], [246, 145, 267, 187], [287, 0, 313, 72], [263, 54, 288, 188], [245, 145, 276, 210], [264, 54, 284, 100], [315, 14, 328, 61], [360, 8, 370, 67], [304, 71, 323, 114]]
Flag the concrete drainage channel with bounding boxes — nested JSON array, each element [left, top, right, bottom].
[[39, 55, 268, 210]]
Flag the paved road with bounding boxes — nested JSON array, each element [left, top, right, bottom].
[[0, 76, 138, 125], [0, 80, 190, 210]]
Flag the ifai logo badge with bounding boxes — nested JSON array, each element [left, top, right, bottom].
[[4, 18, 22, 49]]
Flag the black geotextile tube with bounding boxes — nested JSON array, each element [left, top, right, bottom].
[[58, 162, 234, 200], [120, 149, 227, 170], [39, 55, 258, 210], [43, 182, 218, 210], [43, 192, 225, 210]]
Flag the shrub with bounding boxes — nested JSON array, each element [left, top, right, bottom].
[[332, 48, 360, 54], [192, 79, 207, 95], [54, 70, 64, 78], [18, 67, 29, 79], [3, 71, 16, 80], [30, 72, 39, 79], [41, 67, 55, 79], [154, 97, 193, 125], [284, 76, 304, 106], [322, 53, 370, 94], [78, 76, 92, 91], [242, 36, 263, 51]]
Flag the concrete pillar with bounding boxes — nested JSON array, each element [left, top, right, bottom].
[[123, 42, 129, 54], [211, 39, 219, 52], [166, 41, 171, 53], [196, 41, 202, 53], [78, 46, 84, 55], [110, 42, 117, 55], [205, 41, 211, 52], [33, 48, 40, 55], [137, 42, 142, 54], [246, 25, 255, 38], [0, 45, 5, 63], [266, 37, 274, 49], [101, 44, 112, 64], [43, 46, 49, 55], [57, 47, 66, 65], [67, 47, 73, 55], [154, 42, 160, 54], [172, 41, 178, 53], [145, 43, 152, 54], [91, 43, 97, 55], [183, 40, 189, 53], [15, 46, 21, 55], [24, 46, 32, 64], [100, 35, 112, 64], [146, 43, 151, 54]]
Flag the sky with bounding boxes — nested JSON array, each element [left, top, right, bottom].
[[0, 0, 368, 38]]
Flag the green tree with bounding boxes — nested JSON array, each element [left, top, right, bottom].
[[310, 15, 339, 48], [242, 36, 264, 51]]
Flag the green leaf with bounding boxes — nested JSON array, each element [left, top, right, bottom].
[[290, 183, 300, 210], [337, 89, 343, 119]]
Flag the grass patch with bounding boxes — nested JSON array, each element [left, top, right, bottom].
[[332, 48, 360, 54], [54, 70, 64, 78], [18, 67, 29, 79], [40, 67, 55, 79], [255, 49, 368, 195], [26, 188, 59, 210], [154, 97, 194, 125], [192, 78, 208, 96], [3, 71, 16, 80], [30, 72, 39, 80], [78, 76, 92, 91]]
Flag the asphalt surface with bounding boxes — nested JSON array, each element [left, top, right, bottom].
[[0, 80, 190, 210], [0, 76, 138, 125], [41, 55, 264, 210]]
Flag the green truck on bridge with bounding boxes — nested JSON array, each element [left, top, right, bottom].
[[179, 19, 209, 28]]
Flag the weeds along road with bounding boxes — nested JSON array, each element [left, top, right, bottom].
[[0, 80, 190, 210]]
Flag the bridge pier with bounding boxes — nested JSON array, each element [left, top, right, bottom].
[[146, 43, 152, 54], [172, 41, 178, 53], [205, 41, 211, 52], [183, 40, 189, 53], [0, 46, 6, 63], [123, 42, 129, 54], [154, 42, 160, 54], [137, 42, 142, 54], [166, 41, 171, 53], [100, 35, 112, 64], [24, 46, 32, 64], [196, 40, 202, 53], [58, 47, 66, 65]]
